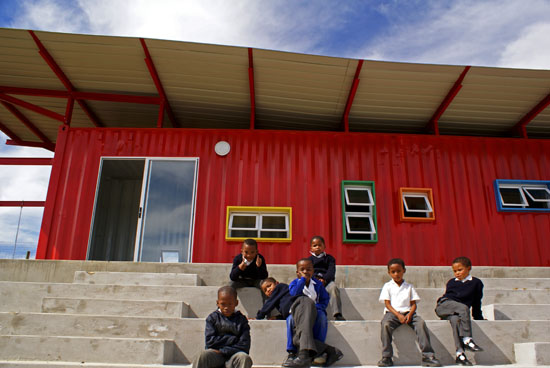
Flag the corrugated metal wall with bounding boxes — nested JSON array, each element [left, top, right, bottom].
[[37, 127, 550, 266]]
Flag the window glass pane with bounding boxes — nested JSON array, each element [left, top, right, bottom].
[[261, 215, 286, 230], [230, 229, 258, 238], [403, 195, 432, 212], [345, 188, 373, 205], [260, 231, 288, 238], [231, 215, 257, 229], [500, 187, 527, 206], [346, 215, 375, 234], [140, 160, 197, 263], [523, 187, 550, 202]]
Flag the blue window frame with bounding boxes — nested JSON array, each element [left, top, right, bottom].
[[494, 179, 550, 212]]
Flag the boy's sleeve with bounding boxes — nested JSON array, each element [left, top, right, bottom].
[[219, 315, 251, 357], [257, 254, 268, 280], [324, 255, 337, 283], [379, 283, 390, 303], [229, 255, 242, 281], [471, 279, 484, 320], [316, 281, 330, 311], [410, 285, 421, 302], [289, 277, 306, 296]]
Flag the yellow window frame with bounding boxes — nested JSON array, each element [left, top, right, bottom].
[[225, 206, 292, 242]]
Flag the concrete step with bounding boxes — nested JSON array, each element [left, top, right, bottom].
[[1, 313, 550, 365], [482, 278, 550, 290], [0, 363, 192, 368], [73, 271, 200, 286], [515, 342, 550, 365], [3, 259, 550, 287], [0, 334, 174, 364], [483, 304, 550, 320], [41, 297, 190, 318], [2, 281, 550, 320]]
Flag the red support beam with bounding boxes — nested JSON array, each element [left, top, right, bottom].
[[427, 66, 471, 135], [0, 117, 23, 143], [0, 201, 46, 207], [342, 59, 364, 132], [512, 93, 550, 139], [0, 157, 52, 165], [0, 101, 55, 150], [140, 38, 180, 128], [65, 96, 74, 126], [28, 30, 103, 127], [0, 94, 65, 122], [248, 48, 256, 130], [6, 139, 54, 151], [157, 99, 165, 128], [0, 86, 161, 105]]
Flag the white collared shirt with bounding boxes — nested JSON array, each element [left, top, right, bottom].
[[379, 279, 420, 313], [455, 274, 473, 283], [310, 251, 326, 258], [303, 278, 317, 301]]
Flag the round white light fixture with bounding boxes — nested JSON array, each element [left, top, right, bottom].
[[214, 141, 231, 156]]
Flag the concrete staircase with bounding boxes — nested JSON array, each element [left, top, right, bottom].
[[0, 259, 549, 367]]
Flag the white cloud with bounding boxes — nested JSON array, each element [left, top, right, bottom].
[[498, 22, 550, 69], [359, 0, 550, 69]]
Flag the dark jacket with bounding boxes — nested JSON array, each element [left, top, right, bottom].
[[204, 310, 251, 358], [439, 277, 484, 320], [308, 253, 337, 284], [229, 254, 268, 281], [255, 282, 294, 320], [289, 276, 330, 313]]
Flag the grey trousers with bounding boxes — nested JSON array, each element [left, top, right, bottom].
[[291, 297, 328, 354], [435, 299, 471, 353], [228, 279, 266, 301], [381, 312, 435, 359], [325, 281, 342, 317], [192, 349, 252, 368]]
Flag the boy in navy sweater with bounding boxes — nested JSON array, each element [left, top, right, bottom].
[[193, 286, 252, 368], [435, 257, 484, 366], [308, 236, 345, 321], [229, 239, 268, 296], [254, 277, 293, 320]]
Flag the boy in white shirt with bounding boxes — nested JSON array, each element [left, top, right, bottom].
[[378, 258, 441, 367]]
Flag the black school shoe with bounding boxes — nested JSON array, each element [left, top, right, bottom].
[[324, 346, 343, 367], [456, 353, 473, 366], [377, 357, 394, 367], [282, 352, 298, 367], [334, 313, 346, 321], [284, 356, 312, 368], [421, 356, 442, 367], [464, 339, 484, 352]]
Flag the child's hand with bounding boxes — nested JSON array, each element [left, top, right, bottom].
[[256, 256, 262, 267], [318, 277, 326, 286], [403, 313, 412, 324], [238, 259, 247, 271], [397, 313, 407, 324]]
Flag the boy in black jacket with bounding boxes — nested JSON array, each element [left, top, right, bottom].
[[308, 235, 345, 321], [435, 257, 484, 366], [192, 286, 252, 368], [254, 277, 293, 320], [229, 239, 268, 297]]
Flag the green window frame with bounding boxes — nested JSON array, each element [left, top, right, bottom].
[[341, 180, 378, 243]]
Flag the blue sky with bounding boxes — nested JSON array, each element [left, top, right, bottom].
[[0, 0, 550, 258]]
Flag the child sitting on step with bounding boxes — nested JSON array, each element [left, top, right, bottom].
[[229, 238, 268, 298], [193, 286, 252, 368], [283, 258, 343, 368], [378, 258, 441, 367], [435, 256, 484, 366], [308, 235, 345, 321]]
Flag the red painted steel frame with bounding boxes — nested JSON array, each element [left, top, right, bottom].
[[0, 94, 64, 123], [513, 93, 550, 138], [0, 101, 55, 151], [139, 38, 179, 128], [248, 48, 256, 130], [0, 157, 52, 165], [427, 66, 471, 135], [6, 139, 54, 150], [0, 118, 22, 142], [28, 30, 103, 128], [342, 60, 364, 132], [0, 201, 45, 207]]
